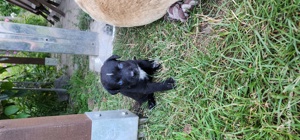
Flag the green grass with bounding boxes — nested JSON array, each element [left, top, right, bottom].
[[68, 0, 299, 139]]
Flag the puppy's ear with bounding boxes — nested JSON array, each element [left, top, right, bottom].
[[106, 89, 119, 95], [107, 55, 120, 61]]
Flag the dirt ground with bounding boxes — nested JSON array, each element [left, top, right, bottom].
[[52, 0, 114, 76]]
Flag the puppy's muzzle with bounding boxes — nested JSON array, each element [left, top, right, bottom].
[[128, 68, 139, 78]]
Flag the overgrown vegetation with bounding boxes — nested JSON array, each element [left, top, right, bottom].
[[0, 52, 66, 119], [77, 10, 93, 31], [0, 1, 47, 26], [0, 0, 23, 16], [69, 0, 299, 139], [1, 3, 63, 119], [20, 13, 48, 26], [4, 13, 48, 26]]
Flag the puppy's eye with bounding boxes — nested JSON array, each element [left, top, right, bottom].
[[118, 80, 123, 86], [118, 63, 123, 69]]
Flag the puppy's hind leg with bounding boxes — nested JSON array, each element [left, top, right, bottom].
[[147, 93, 156, 109], [131, 102, 143, 116]]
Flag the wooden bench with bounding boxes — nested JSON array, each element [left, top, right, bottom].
[[6, 0, 65, 24]]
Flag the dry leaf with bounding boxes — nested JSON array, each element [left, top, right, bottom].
[[87, 98, 94, 110], [183, 124, 192, 134]]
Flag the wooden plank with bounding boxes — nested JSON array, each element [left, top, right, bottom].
[[0, 22, 99, 55], [0, 114, 91, 140], [28, 0, 41, 7], [37, 0, 65, 17], [0, 56, 45, 65]]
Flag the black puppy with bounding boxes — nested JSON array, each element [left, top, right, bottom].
[[100, 55, 175, 109]]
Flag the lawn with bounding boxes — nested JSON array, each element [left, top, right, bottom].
[[69, 0, 300, 139]]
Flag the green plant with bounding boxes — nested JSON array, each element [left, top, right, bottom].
[[0, 66, 15, 99], [15, 91, 67, 117], [0, 51, 65, 118], [9, 12, 48, 26], [23, 13, 48, 26], [0, 66, 31, 119], [1, 103, 30, 119], [0, 0, 23, 16], [77, 10, 93, 31]]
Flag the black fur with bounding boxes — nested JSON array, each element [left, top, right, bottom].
[[100, 55, 175, 109]]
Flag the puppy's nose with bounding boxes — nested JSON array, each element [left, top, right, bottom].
[[130, 69, 139, 77], [130, 71, 135, 77]]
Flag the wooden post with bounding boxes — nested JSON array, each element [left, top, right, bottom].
[[0, 114, 92, 140]]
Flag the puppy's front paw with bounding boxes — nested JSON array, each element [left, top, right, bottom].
[[152, 60, 161, 70], [165, 78, 176, 89]]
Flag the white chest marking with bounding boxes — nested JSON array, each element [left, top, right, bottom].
[[138, 67, 147, 80]]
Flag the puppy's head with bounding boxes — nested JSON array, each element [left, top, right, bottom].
[[100, 55, 142, 94]]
